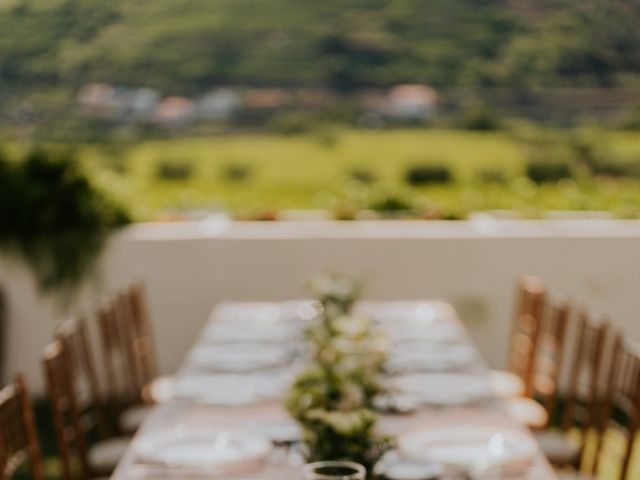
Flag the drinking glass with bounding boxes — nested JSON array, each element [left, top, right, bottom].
[[302, 461, 366, 480]]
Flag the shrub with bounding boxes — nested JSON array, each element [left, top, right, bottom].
[[100, 143, 128, 174], [269, 111, 319, 135], [314, 127, 340, 147], [0, 146, 130, 295], [222, 163, 251, 182], [349, 168, 376, 184], [617, 105, 640, 130], [590, 158, 640, 178], [369, 194, 414, 213], [333, 204, 358, 221], [568, 136, 638, 178], [525, 161, 572, 183], [457, 105, 501, 131], [405, 164, 452, 186], [476, 168, 507, 184], [156, 159, 192, 180]]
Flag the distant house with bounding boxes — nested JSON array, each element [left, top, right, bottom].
[[358, 85, 438, 121], [387, 84, 438, 120], [127, 87, 160, 119], [154, 97, 196, 125], [243, 88, 291, 110], [77, 83, 116, 115], [197, 88, 241, 119], [77, 83, 159, 120]]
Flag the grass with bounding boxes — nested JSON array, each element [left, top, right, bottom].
[[71, 128, 640, 220]]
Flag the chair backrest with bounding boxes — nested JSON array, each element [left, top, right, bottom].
[[594, 334, 640, 479], [56, 317, 108, 437], [97, 298, 139, 405], [508, 275, 546, 395], [561, 311, 609, 465], [42, 340, 89, 480], [530, 299, 570, 425], [127, 282, 158, 385], [113, 290, 146, 398], [0, 374, 43, 480]]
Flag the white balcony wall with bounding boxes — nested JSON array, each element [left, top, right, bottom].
[[3, 219, 640, 395]]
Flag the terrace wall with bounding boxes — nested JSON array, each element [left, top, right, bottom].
[[3, 219, 640, 394]]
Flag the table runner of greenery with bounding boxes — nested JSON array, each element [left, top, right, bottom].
[[285, 273, 391, 474]]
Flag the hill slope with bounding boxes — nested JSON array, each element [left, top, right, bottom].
[[0, 0, 639, 96]]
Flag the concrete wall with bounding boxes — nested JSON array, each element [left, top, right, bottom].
[[3, 218, 640, 394]]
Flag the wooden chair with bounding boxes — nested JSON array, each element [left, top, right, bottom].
[[43, 340, 130, 480], [591, 335, 640, 480], [505, 299, 570, 429], [98, 296, 139, 403], [43, 340, 87, 480], [120, 283, 174, 406], [56, 317, 109, 438], [126, 282, 157, 390], [532, 300, 571, 422], [490, 274, 546, 398], [98, 285, 171, 434], [0, 374, 43, 480], [535, 311, 609, 470], [97, 297, 143, 434]]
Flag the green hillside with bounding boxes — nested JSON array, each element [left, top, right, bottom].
[[1, 0, 639, 97]]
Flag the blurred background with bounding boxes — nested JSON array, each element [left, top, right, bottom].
[[3, 0, 640, 392], [2, 0, 640, 222]]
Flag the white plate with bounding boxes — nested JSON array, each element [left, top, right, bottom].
[[386, 344, 476, 373], [214, 300, 319, 324], [188, 344, 292, 372], [254, 420, 302, 444], [279, 299, 322, 322], [203, 322, 301, 343], [134, 427, 272, 473], [214, 303, 282, 323], [386, 373, 493, 406], [353, 301, 449, 323], [388, 322, 464, 344], [381, 461, 443, 480], [174, 373, 289, 406], [398, 426, 537, 470]]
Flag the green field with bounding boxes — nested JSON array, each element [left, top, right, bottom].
[[81, 129, 640, 221]]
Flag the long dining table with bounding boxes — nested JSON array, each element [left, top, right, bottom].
[[112, 299, 557, 480]]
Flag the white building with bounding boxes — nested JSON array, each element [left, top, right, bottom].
[[197, 88, 242, 119], [387, 84, 438, 120]]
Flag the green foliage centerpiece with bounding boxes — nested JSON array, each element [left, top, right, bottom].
[[307, 271, 362, 320], [285, 273, 390, 475]]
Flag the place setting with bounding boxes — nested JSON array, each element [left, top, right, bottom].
[[126, 423, 542, 480], [212, 299, 321, 324], [385, 342, 478, 374], [126, 416, 305, 479], [201, 320, 303, 344], [378, 373, 494, 411], [374, 425, 540, 480], [172, 370, 294, 406], [213, 301, 284, 322], [185, 343, 298, 373], [385, 321, 466, 345], [129, 427, 274, 477], [352, 301, 445, 324], [111, 273, 555, 480]]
